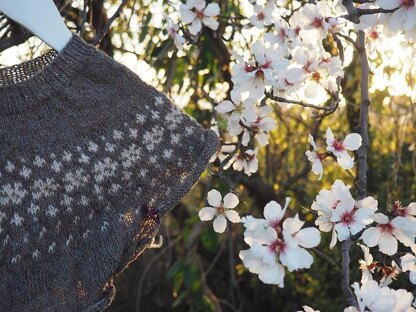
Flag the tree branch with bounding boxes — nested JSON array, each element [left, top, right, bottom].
[[356, 30, 370, 199], [265, 91, 340, 112], [341, 238, 359, 308], [341, 0, 399, 23], [93, 0, 129, 45]]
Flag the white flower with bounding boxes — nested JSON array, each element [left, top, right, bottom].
[[361, 213, 416, 255], [299, 3, 332, 43], [391, 201, 416, 222], [240, 198, 321, 286], [247, 106, 277, 147], [231, 149, 259, 176], [325, 127, 362, 170], [378, 0, 416, 37], [199, 189, 240, 233], [279, 214, 321, 271], [209, 143, 236, 164], [358, 243, 376, 282], [264, 19, 295, 52], [331, 196, 376, 243], [249, 2, 276, 28], [231, 41, 289, 100], [180, 0, 220, 35], [305, 134, 325, 180], [242, 198, 290, 245], [312, 180, 377, 248], [165, 15, 186, 49], [401, 253, 416, 284], [349, 279, 415, 312], [239, 242, 285, 286]]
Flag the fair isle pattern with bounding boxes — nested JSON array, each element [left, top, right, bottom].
[[0, 95, 196, 265], [0, 33, 220, 312]]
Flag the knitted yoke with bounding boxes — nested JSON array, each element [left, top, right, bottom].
[[0, 33, 219, 311]]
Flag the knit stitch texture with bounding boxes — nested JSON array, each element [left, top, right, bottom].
[[0, 33, 220, 311]]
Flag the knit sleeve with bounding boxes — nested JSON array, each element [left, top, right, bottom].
[[0, 33, 220, 312]]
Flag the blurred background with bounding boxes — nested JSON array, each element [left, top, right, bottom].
[[1, 0, 415, 311]]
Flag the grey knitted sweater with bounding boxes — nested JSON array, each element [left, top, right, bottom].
[[0, 33, 219, 311]]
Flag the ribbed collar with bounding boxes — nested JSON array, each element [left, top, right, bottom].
[[0, 33, 96, 116]]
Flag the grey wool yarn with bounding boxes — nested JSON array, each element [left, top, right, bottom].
[[0, 33, 220, 311]]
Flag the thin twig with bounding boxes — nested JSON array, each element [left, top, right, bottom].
[[93, 0, 129, 45], [312, 248, 342, 272], [265, 91, 339, 112]]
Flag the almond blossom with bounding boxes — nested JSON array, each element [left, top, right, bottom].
[[231, 41, 289, 100], [312, 180, 378, 248], [165, 15, 186, 49], [305, 134, 325, 180], [180, 0, 220, 35], [325, 127, 362, 170], [240, 198, 321, 286], [391, 201, 416, 222], [360, 213, 416, 255], [264, 19, 295, 53], [214, 90, 257, 138], [401, 253, 416, 284], [292, 46, 343, 99], [299, 3, 332, 43], [345, 279, 415, 312], [244, 106, 277, 147], [226, 148, 259, 176], [199, 189, 241, 233], [378, 0, 416, 39], [249, 1, 276, 28]]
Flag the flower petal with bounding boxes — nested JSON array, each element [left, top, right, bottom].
[[204, 3, 220, 17], [207, 189, 222, 207], [295, 227, 321, 248], [343, 133, 362, 151], [378, 233, 398, 255], [225, 209, 241, 223], [199, 207, 217, 221], [223, 192, 239, 209], [213, 215, 227, 233], [361, 227, 381, 247]]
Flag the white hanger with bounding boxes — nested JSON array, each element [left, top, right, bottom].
[[0, 0, 72, 52]]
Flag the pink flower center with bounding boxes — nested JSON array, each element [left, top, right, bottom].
[[370, 30, 379, 40], [379, 222, 394, 233], [269, 239, 286, 253], [311, 72, 321, 82], [196, 10, 205, 19], [262, 60, 272, 69], [392, 200, 408, 217], [217, 204, 225, 214], [312, 17, 324, 29], [317, 152, 326, 161], [279, 28, 286, 37], [332, 139, 345, 152], [245, 64, 256, 73], [401, 0, 415, 9], [257, 12, 266, 21], [340, 211, 355, 225]]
